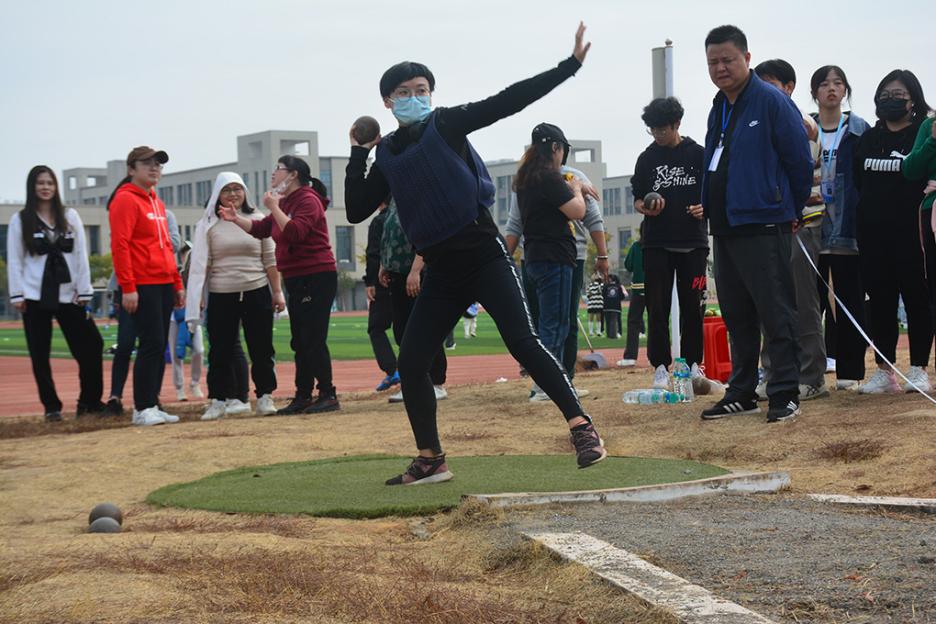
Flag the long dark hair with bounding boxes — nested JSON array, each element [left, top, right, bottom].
[[513, 142, 559, 192], [106, 175, 132, 211], [22, 166, 68, 255], [874, 69, 931, 120]]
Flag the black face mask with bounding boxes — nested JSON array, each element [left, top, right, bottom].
[[876, 98, 910, 122]]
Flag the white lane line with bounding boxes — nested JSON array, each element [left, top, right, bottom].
[[808, 493, 936, 513], [466, 471, 790, 508], [526, 531, 777, 624]]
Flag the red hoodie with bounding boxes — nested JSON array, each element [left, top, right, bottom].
[[250, 186, 337, 278], [109, 183, 182, 294]]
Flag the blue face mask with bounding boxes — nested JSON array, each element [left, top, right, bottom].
[[391, 95, 431, 126]]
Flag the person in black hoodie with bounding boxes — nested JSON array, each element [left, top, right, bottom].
[[632, 97, 708, 390], [853, 69, 932, 394]]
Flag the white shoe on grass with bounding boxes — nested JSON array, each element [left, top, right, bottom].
[[132, 407, 166, 426], [836, 379, 859, 390], [256, 394, 277, 416], [190, 384, 204, 400], [157, 408, 180, 423], [201, 399, 226, 421], [433, 385, 448, 400], [176, 388, 187, 402], [224, 398, 251, 415], [388, 390, 404, 404], [617, 358, 637, 368]]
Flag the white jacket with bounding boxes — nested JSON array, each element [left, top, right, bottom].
[[6, 208, 93, 305]]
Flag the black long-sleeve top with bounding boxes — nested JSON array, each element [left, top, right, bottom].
[[364, 208, 388, 287], [345, 56, 581, 263]]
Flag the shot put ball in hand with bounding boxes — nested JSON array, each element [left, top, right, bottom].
[[352, 116, 380, 145], [644, 191, 663, 212]]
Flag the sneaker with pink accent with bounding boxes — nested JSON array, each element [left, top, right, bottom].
[[859, 369, 901, 394], [385, 454, 454, 486]]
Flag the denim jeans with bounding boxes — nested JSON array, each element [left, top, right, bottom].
[[525, 261, 573, 365]]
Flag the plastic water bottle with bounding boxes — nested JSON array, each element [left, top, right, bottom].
[[622, 389, 682, 404], [673, 358, 694, 403]]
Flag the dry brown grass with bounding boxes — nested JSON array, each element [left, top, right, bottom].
[[2, 347, 935, 622]]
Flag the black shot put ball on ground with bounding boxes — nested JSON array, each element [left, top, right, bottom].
[[88, 517, 121, 533], [644, 191, 663, 210], [352, 116, 380, 145], [89, 502, 123, 526]]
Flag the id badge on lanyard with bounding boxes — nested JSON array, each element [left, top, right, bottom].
[[709, 100, 733, 172]]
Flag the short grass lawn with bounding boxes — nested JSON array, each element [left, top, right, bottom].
[[0, 309, 649, 362], [147, 454, 729, 518]]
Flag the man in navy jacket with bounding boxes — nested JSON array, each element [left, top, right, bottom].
[[694, 25, 813, 423]]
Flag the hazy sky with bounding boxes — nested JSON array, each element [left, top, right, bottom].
[[2, 0, 933, 202]]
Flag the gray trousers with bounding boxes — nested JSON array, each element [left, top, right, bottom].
[[761, 225, 826, 387], [714, 232, 800, 403]]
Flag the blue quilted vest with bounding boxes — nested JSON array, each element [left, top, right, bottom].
[[375, 111, 495, 250]]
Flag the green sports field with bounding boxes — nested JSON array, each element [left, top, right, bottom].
[[0, 310, 647, 362]]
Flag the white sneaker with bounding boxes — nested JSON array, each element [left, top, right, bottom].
[[859, 369, 901, 394], [190, 384, 204, 400], [617, 358, 637, 368], [573, 387, 590, 398], [433, 385, 448, 400], [652, 365, 670, 390], [256, 394, 277, 416], [836, 379, 859, 390], [201, 399, 226, 421], [225, 398, 251, 415], [902, 366, 931, 393], [826, 358, 836, 373], [132, 407, 166, 426], [157, 408, 180, 423], [388, 390, 404, 403], [529, 390, 550, 402], [176, 388, 187, 402]]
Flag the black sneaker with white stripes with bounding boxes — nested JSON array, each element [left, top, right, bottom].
[[700, 397, 760, 420], [767, 400, 800, 423]]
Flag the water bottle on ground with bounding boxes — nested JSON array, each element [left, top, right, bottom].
[[623, 389, 682, 404], [673, 358, 694, 402]]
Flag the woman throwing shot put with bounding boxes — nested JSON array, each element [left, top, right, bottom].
[[345, 22, 606, 486]]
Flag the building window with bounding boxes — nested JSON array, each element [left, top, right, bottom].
[[624, 187, 635, 215], [195, 180, 212, 206], [0, 224, 7, 259], [602, 187, 622, 216], [177, 183, 193, 205], [263, 170, 268, 193], [158, 186, 175, 206], [495, 175, 513, 225], [183, 225, 192, 241], [85, 225, 101, 256], [254, 172, 260, 206], [98, 196, 108, 205], [335, 226, 354, 267], [82, 197, 96, 205], [319, 159, 333, 197]]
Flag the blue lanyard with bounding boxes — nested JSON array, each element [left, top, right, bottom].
[[818, 113, 846, 165], [719, 100, 733, 146]]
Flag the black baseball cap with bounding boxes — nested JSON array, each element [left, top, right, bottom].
[[531, 123, 571, 148]]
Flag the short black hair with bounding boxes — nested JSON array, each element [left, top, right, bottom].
[[379, 61, 436, 98], [641, 97, 684, 128], [874, 69, 931, 119], [809, 65, 852, 103], [704, 25, 748, 53], [755, 59, 796, 87]]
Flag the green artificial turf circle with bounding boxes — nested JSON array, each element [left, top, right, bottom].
[[147, 454, 729, 519]]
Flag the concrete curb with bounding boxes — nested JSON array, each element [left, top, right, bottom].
[[465, 470, 790, 508], [526, 531, 777, 623], [808, 493, 936, 513]]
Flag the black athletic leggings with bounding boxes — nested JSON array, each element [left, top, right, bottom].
[[397, 237, 583, 453]]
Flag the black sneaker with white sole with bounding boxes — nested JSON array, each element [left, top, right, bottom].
[[767, 400, 800, 423], [700, 397, 761, 420]]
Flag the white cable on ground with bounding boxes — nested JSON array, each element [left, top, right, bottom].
[[797, 235, 936, 407]]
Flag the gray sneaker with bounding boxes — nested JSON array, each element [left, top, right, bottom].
[[799, 384, 830, 401]]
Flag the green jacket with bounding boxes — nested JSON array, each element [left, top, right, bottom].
[[903, 116, 936, 213], [623, 240, 644, 293]]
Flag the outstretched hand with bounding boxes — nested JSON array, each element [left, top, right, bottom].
[[573, 21, 591, 64], [218, 202, 238, 222], [349, 125, 382, 150]]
